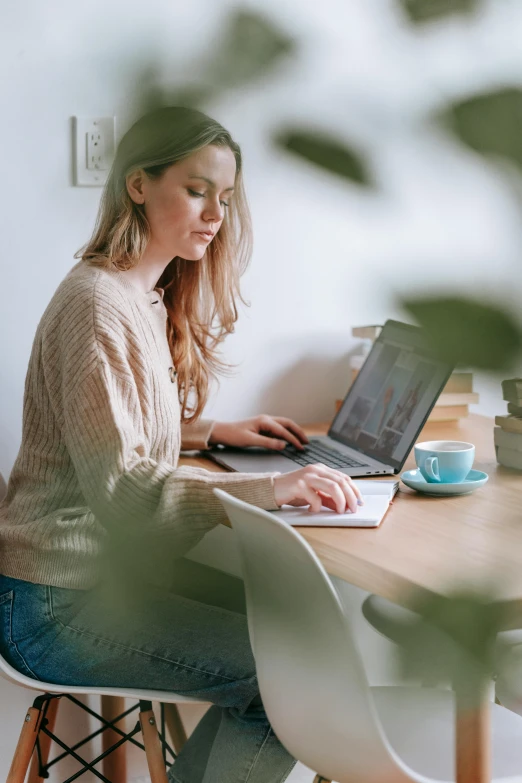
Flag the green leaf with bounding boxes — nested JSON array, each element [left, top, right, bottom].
[[395, 589, 509, 704], [168, 85, 216, 110], [403, 296, 522, 370], [401, 0, 480, 24], [275, 130, 373, 187], [209, 10, 296, 88], [442, 88, 522, 172]]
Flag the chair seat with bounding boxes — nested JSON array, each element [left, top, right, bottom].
[[373, 685, 522, 782], [0, 651, 201, 704]]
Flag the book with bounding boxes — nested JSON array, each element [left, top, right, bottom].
[[351, 325, 382, 341], [428, 405, 469, 421], [496, 446, 522, 470], [443, 372, 474, 394], [494, 427, 522, 452], [507, 402, 522, 417], [273, 480, 399, 529], [502, 379, 522, 403], [334, 399, 470, 420], [436, 392, 480, 407], [495, 415, 522, 435], [348, 366, 475, 397]]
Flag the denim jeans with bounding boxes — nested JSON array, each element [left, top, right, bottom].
[[0, 561, 296, 783]]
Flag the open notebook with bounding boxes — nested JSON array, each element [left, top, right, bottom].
[[273, 480, 399, 528]]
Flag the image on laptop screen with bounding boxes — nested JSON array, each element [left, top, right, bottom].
[[330, 321, 453, 470]]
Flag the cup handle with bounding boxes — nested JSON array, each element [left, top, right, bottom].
[[424, 456, 441, 482]]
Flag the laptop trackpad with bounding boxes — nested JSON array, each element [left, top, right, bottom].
[[207, 447, 297, 474]]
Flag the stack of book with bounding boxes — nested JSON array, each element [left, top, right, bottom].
[[430, 372, 479, 422], [494, 378, 522, 470], [336, 325, 480, 422]]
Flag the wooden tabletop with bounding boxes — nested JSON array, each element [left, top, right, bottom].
[[181, 414, 522, 622]]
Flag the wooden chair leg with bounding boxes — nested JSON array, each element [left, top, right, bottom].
[[163, 702, 188, 754], [140, 701, 168, 783], [7, 703, 46, 783], [101, 695, 127, 783], [27, 697, 60, 783]]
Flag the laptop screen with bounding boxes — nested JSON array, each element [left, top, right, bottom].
[[329, 320, 454, 470]]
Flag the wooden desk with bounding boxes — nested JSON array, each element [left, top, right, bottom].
[[183, 414, 521, 620], [181, 413, 522, 783]]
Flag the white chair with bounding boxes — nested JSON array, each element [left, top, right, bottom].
[[213, 488, 522, 783], [0, 648, 202, 783], [0, 472, 202, 782]]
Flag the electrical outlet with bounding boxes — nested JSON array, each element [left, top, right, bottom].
[[73, 116, 116, 186], [87, 129, 105, 170]]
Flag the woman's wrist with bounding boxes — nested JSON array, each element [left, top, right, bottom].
[[207, 421, 223, 446]]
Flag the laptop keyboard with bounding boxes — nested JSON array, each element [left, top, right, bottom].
[[283, 441, 368, 469]]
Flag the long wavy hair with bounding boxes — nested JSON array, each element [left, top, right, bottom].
[[76, 106, 252, 422]]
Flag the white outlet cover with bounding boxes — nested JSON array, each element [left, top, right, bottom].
[[73, 116, 116, 187]]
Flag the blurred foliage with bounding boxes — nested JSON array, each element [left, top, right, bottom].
[[207, 9, 295, 89], [403, 295, 522, 370], [396, 589, 509, 707], [130, 10, 296, 117], [275, 130, 373, 187], [401, 0, 480, 24], [443, 88, 522, 173], [166, 84, 217, 111]]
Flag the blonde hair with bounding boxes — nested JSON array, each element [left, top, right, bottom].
[[76, 106, 252, 422]]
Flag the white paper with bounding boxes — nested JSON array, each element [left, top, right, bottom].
[[273, 496, 391, 527], [351, 480, 398, 499]]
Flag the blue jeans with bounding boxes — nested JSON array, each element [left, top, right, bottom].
[[0, 562, 296, 783]]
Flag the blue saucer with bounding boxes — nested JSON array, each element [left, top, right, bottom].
[[400, 468, 489, 496]]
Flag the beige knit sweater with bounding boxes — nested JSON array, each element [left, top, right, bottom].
[[0, 261, 280, 589]]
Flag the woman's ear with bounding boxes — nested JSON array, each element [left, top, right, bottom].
[[126, 169, 146, 205]]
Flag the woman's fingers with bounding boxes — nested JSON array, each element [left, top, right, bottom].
[[316, 490, 341, 512], [257, 418, 305, 450], [272, 464, 365, 513], [254, 434, 290, 450], [298, 482, 325, 514], [312, 465, 363, 511], [271, 417, 309, 445], [306, 475, 355, 514]]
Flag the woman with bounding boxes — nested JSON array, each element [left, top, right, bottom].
[[0, 106, 361, 782]]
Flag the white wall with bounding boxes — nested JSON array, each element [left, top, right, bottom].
[[2, 0, 522, 480], [1, 0, 522, 778]]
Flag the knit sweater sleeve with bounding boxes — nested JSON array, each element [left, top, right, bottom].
[[180, 420, 215, 451], [62, 357, 280, 554]]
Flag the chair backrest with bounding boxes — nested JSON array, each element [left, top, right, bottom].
[[214, 489, 409, 783]]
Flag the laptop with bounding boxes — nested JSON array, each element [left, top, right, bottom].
[[208, 319, 454, 477]]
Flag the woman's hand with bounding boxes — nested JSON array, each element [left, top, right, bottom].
[[273, 465, 363, 514], [209, 416, 309, 451]]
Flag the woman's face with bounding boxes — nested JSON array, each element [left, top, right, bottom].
[[127, 144, 237, 261]]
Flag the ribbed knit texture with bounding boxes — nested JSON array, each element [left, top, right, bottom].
[[0, 261, 280, 589]]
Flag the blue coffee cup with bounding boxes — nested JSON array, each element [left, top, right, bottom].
[[414, 440, 475, 484]]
